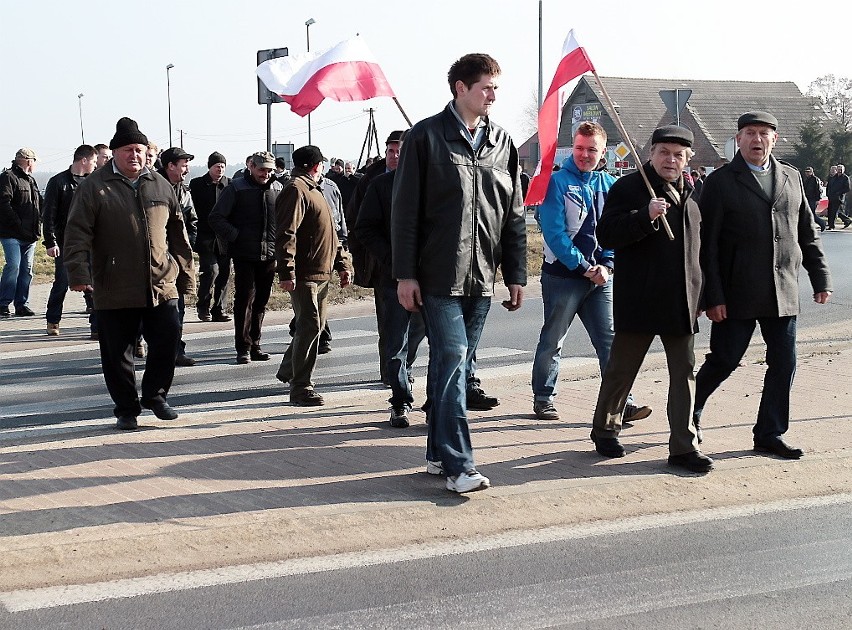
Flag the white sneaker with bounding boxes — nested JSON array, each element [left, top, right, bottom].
[[426, 460, 444, 475], [446, 470, 490, 493]]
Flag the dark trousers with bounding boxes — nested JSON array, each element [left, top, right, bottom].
[[96, 300, 181, 418], [196, 239, 231, 315], [277, 280, 329, 392], [592, 332, 698, 455], [694, 316, 797, 443], [176, 293, 187, 356], [827, 197, 850, 227], [808, 199, 827, 230], [47, 255, 96, 330], [232, 259, 275, 354], [381, 285, 427, 407]]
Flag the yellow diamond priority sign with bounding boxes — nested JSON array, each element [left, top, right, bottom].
[[614, 143, 630, 160]]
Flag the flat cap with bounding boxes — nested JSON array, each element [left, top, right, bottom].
[[737, 111, 777, 130], [651, 125, 693, 147], [250, 151, 276, 169], [160, 147, 194, 165], [292, 145, 326, 168], [385, 130, 404, 144]]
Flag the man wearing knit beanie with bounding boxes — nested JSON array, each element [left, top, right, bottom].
[[63, 117, 196, 431], [190, 151, 232, 322]]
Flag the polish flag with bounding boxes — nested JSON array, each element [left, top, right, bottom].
[[256, 36, 396, 117], [525, 30, 595, 206]]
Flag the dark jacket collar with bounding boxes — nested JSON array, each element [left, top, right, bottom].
[[440, 103, 496, 149]]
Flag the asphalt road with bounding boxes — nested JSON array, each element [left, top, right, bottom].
[[2, 233, 850, 432], [3, 496, 849, 629]]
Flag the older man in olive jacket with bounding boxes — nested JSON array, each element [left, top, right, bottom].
[[64, 118, 196, 431], [695, 111, 832, 460], [590, 126, 712, 473]]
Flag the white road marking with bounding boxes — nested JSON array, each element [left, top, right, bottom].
[[2, 492, 850, 613]]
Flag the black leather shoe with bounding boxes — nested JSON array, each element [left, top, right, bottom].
[[141, 400, 178, 420], [116, 416, 138, 430], [236, 354, 251, 364], [467, 384, 499, 410], [250, 348, 270, 361], [211, 310, 232, 322], [15, 305, 35, 316], [754, 439, 803, 459], [318, 343, 332, 355], [668, 450, 714, 473], [175, 354, 196, 367], [0, 306, 10, 318], [590, 431, 625, 458], [291, 389, 324, 406], [197, 310, 212, 322]]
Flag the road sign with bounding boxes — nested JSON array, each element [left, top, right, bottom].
[[659, 89, 692, 124], [614, 143, 630, 160], [615, 160, 629, 169], [257, 48, 288, 105]]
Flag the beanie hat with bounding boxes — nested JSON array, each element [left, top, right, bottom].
[[208, 151, 227, 168], [109, 117, 149, 150]]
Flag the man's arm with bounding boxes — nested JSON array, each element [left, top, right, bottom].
[[537, 171, 591, 274], [0, 172, 20, 234], [697, 171, 726, 313], [207, 184, 239, 244], [391, 128, 424, 282], [41, 174, 61, 253], [180, 187, 198, 249], [354, 179, 392, 268], [498, 141, 528, 288], [597, 175, 659, 250], [167, 193, 196, 296], [63, 181, 96, 291], [274, 184, 304, 289]]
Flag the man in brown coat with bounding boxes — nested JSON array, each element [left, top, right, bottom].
[[590, 125, 711, 472], [274, 145, 352, 406], [695, 111, 832, 459], [64, 117, 196, 430]]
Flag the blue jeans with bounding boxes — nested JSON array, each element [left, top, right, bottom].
[[381, 285, 426, 407], [420, 295, 491, 477], [695, 316, 797, 443], [531, 272, 616, 403], [0, 238, 35, 309]]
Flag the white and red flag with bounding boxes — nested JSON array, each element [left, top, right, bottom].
[[256, 36, 396, 117], [525, 29, 595, 206]]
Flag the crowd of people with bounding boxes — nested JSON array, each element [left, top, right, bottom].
[[0, 54, 835, 493]]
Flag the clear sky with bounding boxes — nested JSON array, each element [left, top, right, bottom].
[[3, 0, 849, 175]]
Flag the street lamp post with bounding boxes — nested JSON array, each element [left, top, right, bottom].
[[77, 93, 85, 144], [305, 18, 316, 145], [166, 63, 174, 147]]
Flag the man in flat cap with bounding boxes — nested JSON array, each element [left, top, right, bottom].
[[590, 125, 711, 472], [157, 147, 199, 367], [64, 117, 196, 430], [209, 151, 283, 364], [695, 111, 832, 459], [0, 148, 41, 318], [274, 145, 352, 406]]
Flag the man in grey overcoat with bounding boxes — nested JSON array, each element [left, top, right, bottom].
[[694, 111, 832, 459]]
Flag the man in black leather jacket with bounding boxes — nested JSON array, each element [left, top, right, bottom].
[[391, 53, 527, 494]]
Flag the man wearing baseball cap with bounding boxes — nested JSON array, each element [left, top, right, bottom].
[[275, 145, 352, 406], [695, 111, 832, 460], [209, 151, 283, 364], [63, 117, 196, 430], [591, 125, 711, 472], [0, 148, 41, 317], [158, 147, 199, 367]]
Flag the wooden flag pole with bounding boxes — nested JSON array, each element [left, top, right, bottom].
[[592, 70, 675, 241], [393, 97, 413, 127]]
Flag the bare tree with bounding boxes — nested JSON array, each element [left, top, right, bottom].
[[518, 88, 540, 140], [807, 74, 852, 129]]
